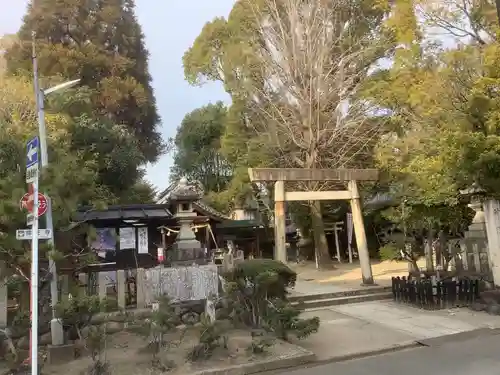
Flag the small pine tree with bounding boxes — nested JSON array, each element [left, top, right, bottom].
[[221, 259, 319, 341], [127, 297, 180, 370], [83, 325, 111, 375]]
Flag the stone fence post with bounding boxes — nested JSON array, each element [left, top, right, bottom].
[[483, 199, 500, 286]]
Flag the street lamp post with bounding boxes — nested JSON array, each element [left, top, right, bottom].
[[32, 33, 80, 349]]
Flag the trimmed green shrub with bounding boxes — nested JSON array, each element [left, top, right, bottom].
[[219, 259, 319, 341]]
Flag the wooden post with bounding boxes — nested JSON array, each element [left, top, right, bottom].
[[334, 222, 342, 263], [60, 275, 69, 298], [348, 180, 374, 285], [0, 262, 7, 327], [256, 230, 261, 258], [205, 225, 211, 258], [274, 180, 287, 263], [78, 273, 87, 295]]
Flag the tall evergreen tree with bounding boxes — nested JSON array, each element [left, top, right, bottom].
[[5, 0, 163, 162]]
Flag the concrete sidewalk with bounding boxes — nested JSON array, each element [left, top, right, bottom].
[[295, 301, 500, 361]]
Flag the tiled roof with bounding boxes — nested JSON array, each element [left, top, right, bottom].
[[156, 179, 229, 221]]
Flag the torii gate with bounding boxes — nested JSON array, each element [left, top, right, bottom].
[[248, 168, 378, 285]]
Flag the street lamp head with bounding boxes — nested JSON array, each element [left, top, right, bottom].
[[43, 79, 81, 96]]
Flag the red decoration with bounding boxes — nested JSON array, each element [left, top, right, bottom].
[[157, 248, 164, 263]]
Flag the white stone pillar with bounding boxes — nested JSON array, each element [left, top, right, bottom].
[[483, 199, 500, 286], [136, 268, 146, 309], [274, 180, 287, 263], [98, 272, 107, 300], [472, 243, 481, 273], [348, 180, 374, 285], [117, 270, 126, 309], [460, 243, 468, 271]]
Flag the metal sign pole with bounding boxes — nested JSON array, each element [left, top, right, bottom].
[[30, 179, 39, 375], [26, 136, 40, 375]]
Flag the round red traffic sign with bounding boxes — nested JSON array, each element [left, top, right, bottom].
[[20, 192, 48, 217]]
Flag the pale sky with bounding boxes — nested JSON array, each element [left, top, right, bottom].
[[0, 0, 232, 190]]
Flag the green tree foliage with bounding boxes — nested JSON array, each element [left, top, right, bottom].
[[0, 75, 112, 281], [0, 2, 160, 346], [368, 11, 500, 200], [0, 75, 127, 347], [0, 74, 154, 331], [360, 0, 500, 269], [5, 0, 163, 162], [171, 102, 232, 193], [69, 114, 146, 196]]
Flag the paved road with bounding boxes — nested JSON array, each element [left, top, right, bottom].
[[284, 332, 500, 375]]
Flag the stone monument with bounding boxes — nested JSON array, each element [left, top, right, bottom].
[[145, 178, 218, 321]]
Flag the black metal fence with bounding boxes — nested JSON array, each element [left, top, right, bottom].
[[391, 276, 480, 310]]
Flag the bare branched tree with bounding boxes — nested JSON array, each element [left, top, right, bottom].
[[239, 0, 390, 266], [417, 0, 497, 45]]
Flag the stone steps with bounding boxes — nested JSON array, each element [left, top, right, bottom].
[[290, 286, 393, 309]]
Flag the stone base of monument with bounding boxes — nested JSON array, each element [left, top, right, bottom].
[[144, 264, 218, 323]]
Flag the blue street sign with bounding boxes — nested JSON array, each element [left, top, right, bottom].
[[26, 136, 40, 168]]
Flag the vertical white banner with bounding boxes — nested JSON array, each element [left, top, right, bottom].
[[347, 213, 353, 245], [138, 227, 149, 254], [347, 213, 354, 263]]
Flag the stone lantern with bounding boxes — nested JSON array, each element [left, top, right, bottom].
[[459, 182, 487, 238], [169, 177, 205, 265]]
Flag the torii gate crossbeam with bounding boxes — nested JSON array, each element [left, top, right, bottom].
[[248, 168, 378, 285]]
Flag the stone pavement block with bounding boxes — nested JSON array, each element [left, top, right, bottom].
[[298, 309, 415, 361]]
